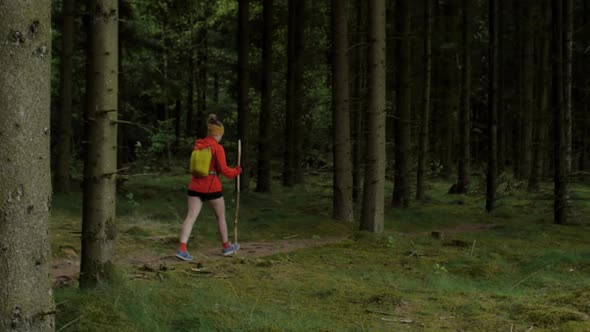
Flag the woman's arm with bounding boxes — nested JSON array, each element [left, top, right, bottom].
[[214, 145, 241, 179]]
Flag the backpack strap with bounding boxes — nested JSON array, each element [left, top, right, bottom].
[[209, 145, 219, 176]]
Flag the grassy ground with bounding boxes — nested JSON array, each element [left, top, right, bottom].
[[51, 173, 590, 331]]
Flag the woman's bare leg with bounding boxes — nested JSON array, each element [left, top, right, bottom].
[[208, 197, 229, 244], [179, 196, 204, 244]]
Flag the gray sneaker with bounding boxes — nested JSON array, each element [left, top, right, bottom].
[[176, 249, 193, 261], [222, 243, 240, 256]]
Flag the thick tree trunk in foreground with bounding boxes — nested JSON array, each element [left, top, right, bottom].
[[486, 0, 498, 213], [331, 0, 354, 222], [55, 0, 75, 193], [416, 0, 432, 202], [552, 0, 567, 225], [456, 0, 471, 194], [81, 0, 119, 288], [360, 0, 386, 233], [0, 2, 55, 330], [237, 0, 251, 191], [257, 0, 273, 193], [392, 0, 412, 208]]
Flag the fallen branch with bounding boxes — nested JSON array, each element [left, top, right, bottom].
[[509, 268, 545, 290], [57, 315, 83, 332], [365, 309, 394, 316]]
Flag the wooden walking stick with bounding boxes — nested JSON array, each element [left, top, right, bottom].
[[234, 140, 241, 246]]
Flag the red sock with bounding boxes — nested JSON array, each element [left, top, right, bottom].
[[179, 242, 187, 252], [223, 242, 230, 249]]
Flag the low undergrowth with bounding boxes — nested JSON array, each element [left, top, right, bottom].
[[51, 174, 590, 331]]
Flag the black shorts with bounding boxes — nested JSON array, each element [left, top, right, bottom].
[[187, 190, 223, 201]]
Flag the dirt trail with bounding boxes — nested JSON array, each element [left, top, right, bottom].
[[51, 222, 496, 286]]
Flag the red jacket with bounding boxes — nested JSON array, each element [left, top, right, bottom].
[[188, 136, 240, 193]]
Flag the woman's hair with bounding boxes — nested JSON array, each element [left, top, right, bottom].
[[207, 114, 224, 136], [208, 114, 223, 126]]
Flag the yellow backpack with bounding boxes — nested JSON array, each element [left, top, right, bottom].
[[190, 147, 213, 177]]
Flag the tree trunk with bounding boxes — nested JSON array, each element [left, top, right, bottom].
[[385, 1, 395, 177], [257, 0, 273, 193], [441, 2, 459, 178], [360, 0, 386, 233], [283, 0, 304, 187], [293, 0, 306, 184], [416, 0, 432, 202], [351, 0, 366, 202], [529, 0, 551, 192], [331, 0, 354, 222], [0, 2, 55, 330], [162, 21, 172, 165], [519, 4, 535, 180], [564, 0, 573, 173], [486, 0, 498, 213], [497, 0, 506, 174], [81, 0, 119, 288], [186, 13, 195, 137], [392, 0, 412, 208], [237, 0, 251, 191], [55, 0, 75, 193], [196, 24, 208, 139], [552, 0, 567, 225], [456, 0, 471, 194]]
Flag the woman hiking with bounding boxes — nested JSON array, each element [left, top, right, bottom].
[[176, 114, 241, 261]]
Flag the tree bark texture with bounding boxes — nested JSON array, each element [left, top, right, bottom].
[[416, 0, 432, 202], [529, 0, 551, 192], [392, 0, 412, 208], [186, 12, 195, 137], [196, 23, 208, 139], [441, 1, 459, 178], [55, 0, 75, 193], [496, 0, 506, 173], [552, 0, 567, 225], [456, 0, 471, 194], [81, 0, 119, 288], [238, 0, 251, 191], [360, 0, 386, 233], [0, 1, 55, 330], [257, 0, 273, 193], [564, 0, 573, 173], [351, 0, 366, 202], [293, 0, 306, 184], [486, 0, 498, 213], [331, 0, 354, 222], [283, 0, 305, 187], [519, 3, 535, 180]]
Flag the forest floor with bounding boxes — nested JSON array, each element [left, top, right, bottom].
[[51, 172, 590, 331]]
